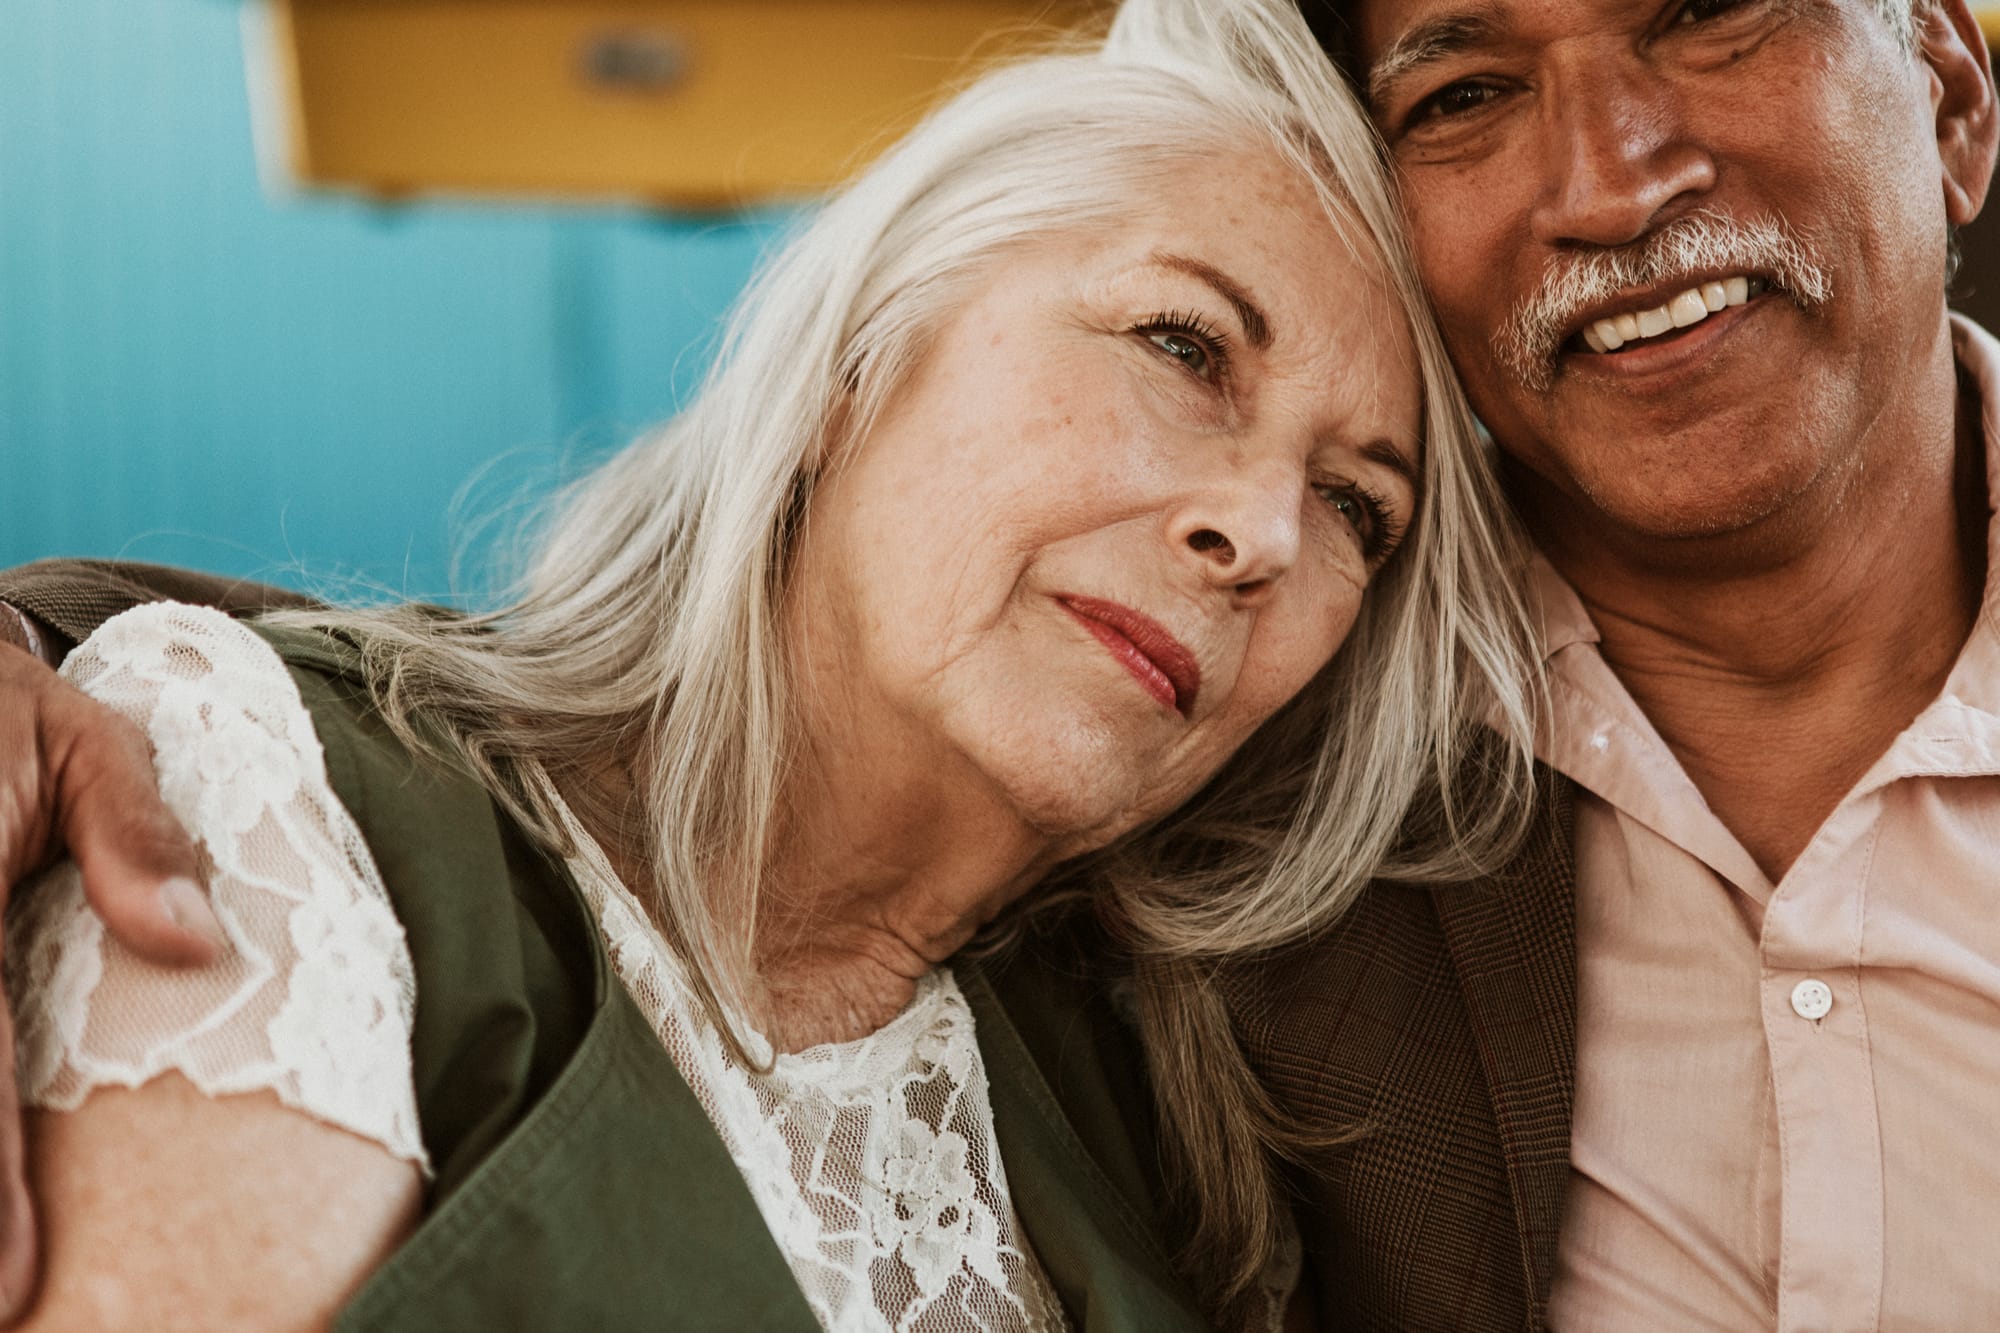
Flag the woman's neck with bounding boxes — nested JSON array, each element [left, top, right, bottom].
[[565, 726, 1063, 1052], [750, 734, 1061, 1050]]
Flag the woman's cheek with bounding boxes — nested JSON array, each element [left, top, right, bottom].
[[1263, 588, 1363, 706]]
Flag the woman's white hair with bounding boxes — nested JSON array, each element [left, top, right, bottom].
[[294, 0, 1539, 1321]]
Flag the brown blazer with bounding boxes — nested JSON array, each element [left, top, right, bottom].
[[3, 557, 1583, 1333], [1220, 779, 1579, 1332]]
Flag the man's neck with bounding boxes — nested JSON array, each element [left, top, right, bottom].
[[1526, 361, 1989, 884]]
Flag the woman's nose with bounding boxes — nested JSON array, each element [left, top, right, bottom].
[[1169, 462, 1302, 605]]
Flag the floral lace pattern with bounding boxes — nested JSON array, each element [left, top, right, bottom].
[[1, 603, 1295, 1331], [7, 604, 426, 1170], [558, 807, 1069, 1333]]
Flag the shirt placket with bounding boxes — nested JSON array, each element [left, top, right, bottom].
[[1757, 806, 1886, 1333]]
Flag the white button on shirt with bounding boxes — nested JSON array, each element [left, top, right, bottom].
[[1790, 979, 1833, 1021], [1542, 316, 2000, 1333]]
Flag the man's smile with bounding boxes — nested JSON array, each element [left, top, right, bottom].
[[1574, 275, 1763, 353], [1488, 209, 1834, 392]]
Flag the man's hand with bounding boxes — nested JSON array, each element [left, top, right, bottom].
[[0, 620, 226, 1319]]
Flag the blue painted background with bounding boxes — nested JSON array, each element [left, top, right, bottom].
[[0, 0, 792, 603]]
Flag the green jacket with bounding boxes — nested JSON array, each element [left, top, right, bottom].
[[244, 623, 1208, 1333]]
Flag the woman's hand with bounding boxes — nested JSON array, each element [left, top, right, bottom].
[[0, 621, 226, 1321]]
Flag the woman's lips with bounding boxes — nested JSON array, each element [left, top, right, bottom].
[[1057, 595, 1201, 716]]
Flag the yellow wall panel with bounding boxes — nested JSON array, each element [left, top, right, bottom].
[[264, 0, 1102, 208]]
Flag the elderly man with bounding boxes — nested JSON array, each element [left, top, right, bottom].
[[1216, 0, 1999, 1327], [0, 0, 1995, 1328]]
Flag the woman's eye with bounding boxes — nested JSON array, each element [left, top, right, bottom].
[[1326, 490, 1371, 536], [1147, 330, 1213, 379], [1132, 312, 1230, 384], [1317, 483, 1405, 562]]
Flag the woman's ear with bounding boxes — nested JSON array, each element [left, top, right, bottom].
[[1925, 0, 2000, 226]]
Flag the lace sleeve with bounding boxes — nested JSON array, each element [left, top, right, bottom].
[[6, 603, 427, 1171]]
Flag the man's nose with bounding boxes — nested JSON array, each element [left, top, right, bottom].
[[1528, 62, 1716, 248], [1167, 458, 1304, 607]]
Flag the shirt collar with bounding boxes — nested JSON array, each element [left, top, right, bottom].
[[1523, 314, 2000, 892], [1531, 315, 2000, 676], [1932, 315, 2000, 725]]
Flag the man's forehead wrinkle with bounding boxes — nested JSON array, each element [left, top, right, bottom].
[[1366, 10, 1500, 109]]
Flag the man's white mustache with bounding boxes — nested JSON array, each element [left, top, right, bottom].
[[1493, 209, 1834, 390]]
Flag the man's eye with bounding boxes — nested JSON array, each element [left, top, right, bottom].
[[1656, 0, 1783, 63], [1414, 80, 1500, 122], [1677, 0, 1750, 22], [1147, 331, 1213, 379]]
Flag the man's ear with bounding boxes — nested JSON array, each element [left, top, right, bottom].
[[1925, 0, 2000, 225]]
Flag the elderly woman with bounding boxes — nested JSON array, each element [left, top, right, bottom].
[[0, 1, 1534, 1329]]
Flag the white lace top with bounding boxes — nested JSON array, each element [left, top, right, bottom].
[[8, 603, 1070, 1333], [8, 604, 426, 1167], [558, 808, 1067, 1333]]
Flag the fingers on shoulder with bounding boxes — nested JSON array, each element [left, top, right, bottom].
[[24, 1076, 421, 1333], [0, 648, 156, 882], [0, 626, 206, 956]]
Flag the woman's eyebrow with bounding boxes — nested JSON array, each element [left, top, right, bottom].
[[1360, 438, 1421, 493], [1147, 252, 1272, 350]]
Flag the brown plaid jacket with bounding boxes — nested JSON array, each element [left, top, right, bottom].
[[3, 557, 1582, 1333], [1220, 779, 1578, 1332]]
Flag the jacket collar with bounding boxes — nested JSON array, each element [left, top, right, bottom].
[[960, 964, 1211, 1333], [1430, 771, 1578, 1328]]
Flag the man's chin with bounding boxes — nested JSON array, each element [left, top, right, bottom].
[[1556, 481, 1835, 573], [1502, 430, 1830, 561]]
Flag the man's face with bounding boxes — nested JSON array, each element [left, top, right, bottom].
[[1350, 0, 1996, 547]]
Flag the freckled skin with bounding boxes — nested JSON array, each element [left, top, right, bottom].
[[785, 143, 1419, 859], [748, 143, 1425, 1047]]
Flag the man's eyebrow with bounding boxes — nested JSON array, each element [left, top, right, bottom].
[[1149, 252, 1272, 350], [1360, 438, 1421, 493], [1366, 12, 1497, 110]]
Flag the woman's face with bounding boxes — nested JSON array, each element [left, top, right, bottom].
[[791, 142, 1423, 856]]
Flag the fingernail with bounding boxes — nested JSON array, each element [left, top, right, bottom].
[[159, 877, 229, 954]]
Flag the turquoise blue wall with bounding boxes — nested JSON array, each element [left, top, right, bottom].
[[1, 0, 791, 602]]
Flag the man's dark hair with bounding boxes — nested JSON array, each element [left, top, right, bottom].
[[1299, 0, 1929, 75], [1297, 0, 1363, 81]]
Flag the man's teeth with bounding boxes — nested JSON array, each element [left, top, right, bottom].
[[1579, 276, 1756, 354]]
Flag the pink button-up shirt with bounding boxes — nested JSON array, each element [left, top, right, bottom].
[[1543, 317, 2000, 1332]]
